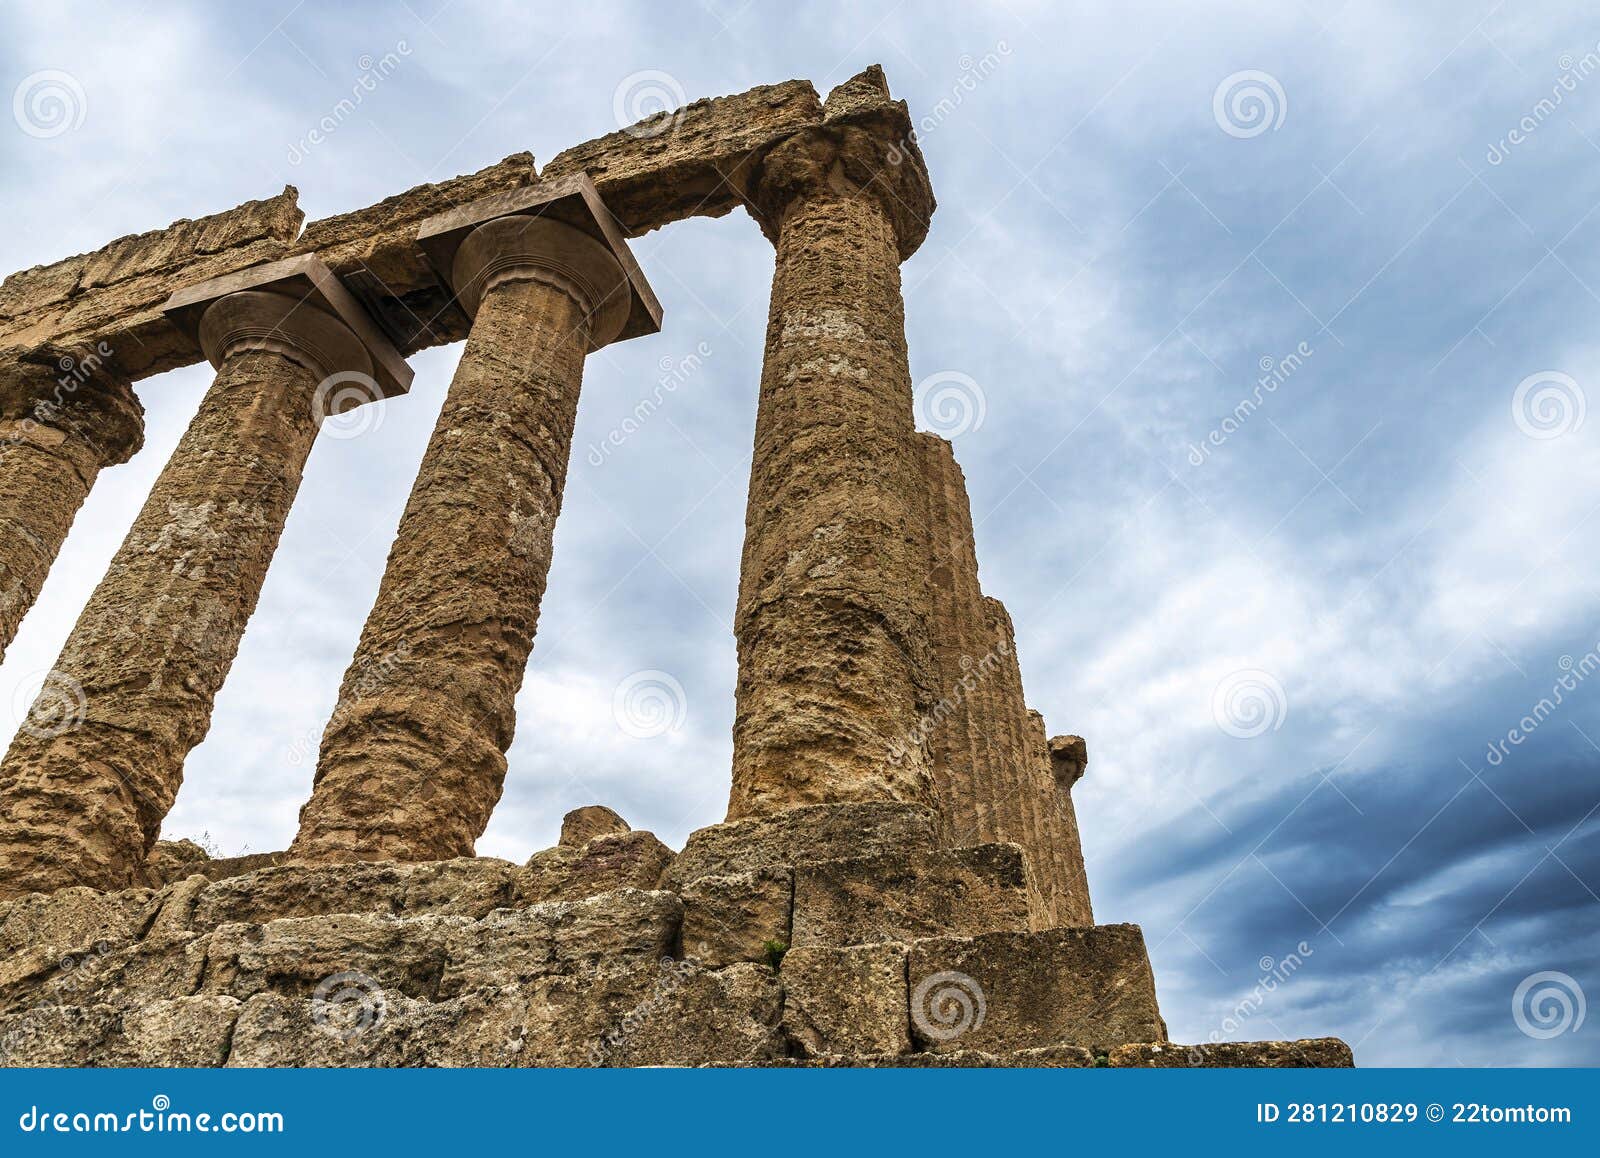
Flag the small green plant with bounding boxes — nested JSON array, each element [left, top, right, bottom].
[[762, 939, 789, 970]]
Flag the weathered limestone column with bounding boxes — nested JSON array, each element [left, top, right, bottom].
[[0, 347, 143, 663], [291, 177, 659, 864], [0, 256, 409, 899], [727, 68, 940, 818], [914, 433, 1094, 926]]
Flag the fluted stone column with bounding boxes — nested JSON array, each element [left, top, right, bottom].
[[291, 180, 658, 864], [0, 348, 143, 663], [727, 70, 940, 819], [0, 257, 408, 899]]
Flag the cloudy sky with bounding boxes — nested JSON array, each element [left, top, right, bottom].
[[3, 0, 1598, 1066]]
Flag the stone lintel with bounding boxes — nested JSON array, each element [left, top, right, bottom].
[[161, 254, 412, 399], [0, 189, 304, 381], [0, 76, 876, 374], [415, 173, 661, 345]]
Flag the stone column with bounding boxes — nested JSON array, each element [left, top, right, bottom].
[[0, 347, 143, 663], [291, 178, 658, 865], [727, 69, 939, 819], [0, 257, 408, 899]]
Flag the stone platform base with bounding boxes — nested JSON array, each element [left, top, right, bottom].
[[0, 804, 1351, 1068]]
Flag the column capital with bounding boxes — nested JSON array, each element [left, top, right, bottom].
[[162, 254, 413, 399], [746, 67, 937, 261], [2, 342, 144, 467], [416, 173, 661, 352]]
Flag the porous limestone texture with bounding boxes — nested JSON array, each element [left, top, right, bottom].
[[0, 348, 327, 899], [0, 348, 143, 663], [293, 277, 592, 864], [728, 69, 941, 819]]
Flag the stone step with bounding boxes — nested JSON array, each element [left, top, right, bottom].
[[667, 802, 939, 889], [679, 841, 1035, 969], [776, 923, 1167, 1059], [908, 925, 1166, 1054], [790, 842, 1033, 948], [1108, 1039, 1353, 1067], [770, 1038, 1353, 1068]]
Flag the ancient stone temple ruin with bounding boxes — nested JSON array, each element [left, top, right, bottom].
[[0, 69, 1350, 1067]]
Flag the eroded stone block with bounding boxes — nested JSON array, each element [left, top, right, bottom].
[[668, 802, 937, 889], [779, 942, 909, 1058], [792, 843, 1031, 948], [680, 866, 792, 968], [907, 925, 1164, 1054], [515, 832, 675, 906], [560, 805, 631, 847], [601, 962, 784, 1066], [116, 995, 241, 1066], [0, 1004, 119, 1066], [1109, 1038, 1353, 1068], [189, 857, 519, 934]]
